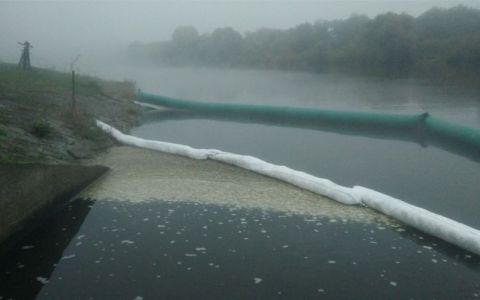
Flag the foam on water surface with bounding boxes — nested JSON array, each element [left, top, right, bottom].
[[84, 146, 385, 224], [95, 120, 480, 255]]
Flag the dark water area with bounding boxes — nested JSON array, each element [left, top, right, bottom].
[[132, 116, 480, 229], [1, 198, 479, 300]]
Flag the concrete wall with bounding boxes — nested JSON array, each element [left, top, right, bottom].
[[0, 164, 109, 246]]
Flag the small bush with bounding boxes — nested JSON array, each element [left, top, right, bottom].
[[67, 114, 107, 142], [31, 121, 53, 138], [127, 107, 139, 115]]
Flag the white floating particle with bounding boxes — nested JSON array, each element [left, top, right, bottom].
[[36, 277, 49, 284], [432, 259, 438, 263], [390, 281, 397, 287], [254, 277, 263, 284], [61, 254, 76, 260], [22, 245, 35, 250], [328, 260, 336, 264], [121, 240, 135, 244]]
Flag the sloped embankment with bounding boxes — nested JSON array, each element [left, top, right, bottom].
[[0, 163, 108, 254], [0, 63, 141, 163]]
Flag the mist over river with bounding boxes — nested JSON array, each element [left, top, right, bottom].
[[95, 66, 480, 127]]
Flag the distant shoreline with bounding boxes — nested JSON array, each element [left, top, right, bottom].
[[128, 5, 480, 89]]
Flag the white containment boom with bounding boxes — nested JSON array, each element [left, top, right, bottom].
[[96, 120, 480, 256]]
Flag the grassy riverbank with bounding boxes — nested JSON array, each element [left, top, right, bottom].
[[0, 63, 141, 163]]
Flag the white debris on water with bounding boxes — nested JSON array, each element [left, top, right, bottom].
[[21, 245, 34, 250], [254, 277, 263, 284], [96, 120, 480, 255], [121, 240, 135, 244], [36, 277, 49, 284], [61, 254, 76, 260], [95, 120, 359, 205]]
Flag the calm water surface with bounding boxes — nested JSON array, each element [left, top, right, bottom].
[[2, 67, 479, 299], [1, 199, 479, 300], [96, 66, 480, 127]]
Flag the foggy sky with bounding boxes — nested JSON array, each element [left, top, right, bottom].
[[1, 1, 480, 71]]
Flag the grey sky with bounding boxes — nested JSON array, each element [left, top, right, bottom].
[[1, 1, 479, 69]]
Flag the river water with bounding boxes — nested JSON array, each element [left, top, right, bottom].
[[96, 65, 480, 127], [1, 67, 480, 299]]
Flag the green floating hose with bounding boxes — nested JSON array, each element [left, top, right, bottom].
[[137, 91, 480, 159], [425, 116, 480, 149], [139, 92, 426, 130]]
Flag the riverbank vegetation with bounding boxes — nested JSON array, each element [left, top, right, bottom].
[[0, 63, 140, 163], [128, 6, 480, 86]]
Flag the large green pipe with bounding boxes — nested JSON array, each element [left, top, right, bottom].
[[425, 116, 480, 149], [137, 92, 480, 160], [139, 92, 426, 130]]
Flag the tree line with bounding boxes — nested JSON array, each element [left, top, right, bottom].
[[128, 6, 480, 83]]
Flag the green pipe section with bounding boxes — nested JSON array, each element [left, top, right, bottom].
[[137, 92, 480, 159], [425, 116, 480, 149], [139, 92, 425, 130]]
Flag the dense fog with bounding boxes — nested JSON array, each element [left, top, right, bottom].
[[1, 1, 480, 72]]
